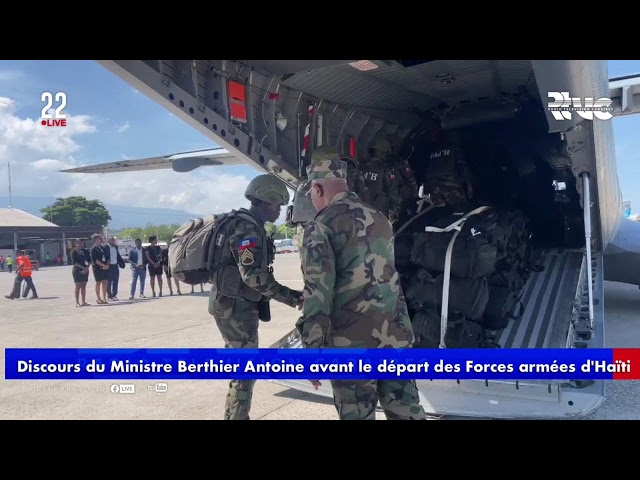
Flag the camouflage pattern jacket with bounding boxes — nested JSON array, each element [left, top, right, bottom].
[[213, 208, 300, 307], [296, 191, 416, 349]]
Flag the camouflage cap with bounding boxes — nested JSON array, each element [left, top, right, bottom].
[[306, 159, 348, 183], [312, 145, 341, 162]]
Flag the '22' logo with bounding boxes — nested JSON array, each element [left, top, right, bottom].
[[40, 91, 67, 127]]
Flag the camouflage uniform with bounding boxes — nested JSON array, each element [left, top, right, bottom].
[[359, 137, 418, 225], [209, 176, 303, 420], [296, 157, 427, 420], [394, 156, 420, 219], [358, 150, 392, 218], [385, 135, 420, 223]]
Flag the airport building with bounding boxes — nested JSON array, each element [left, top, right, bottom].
[[0, 208, 104, 267]]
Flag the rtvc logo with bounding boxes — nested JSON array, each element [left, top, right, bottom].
[[40, 91, 67, 127], [548, 92, 613, 121]]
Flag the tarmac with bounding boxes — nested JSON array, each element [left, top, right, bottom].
[[0, 252, 639, 420]]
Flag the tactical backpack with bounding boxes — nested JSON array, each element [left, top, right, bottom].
[[168, 210, 259, 285]]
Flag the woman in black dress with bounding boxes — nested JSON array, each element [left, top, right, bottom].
[[71, 239, 91, 307], [90, 233, 110, 304]]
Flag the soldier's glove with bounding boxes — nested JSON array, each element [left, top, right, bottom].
[[257, 297, 271, 322], [293, 291, 304, 310]]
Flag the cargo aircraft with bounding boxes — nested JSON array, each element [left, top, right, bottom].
[[61, 60, 640, 418]]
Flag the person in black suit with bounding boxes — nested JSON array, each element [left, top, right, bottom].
[[106, 237, 126, 301], [128, 238, 147, 300], [90, 233, 110, 304]]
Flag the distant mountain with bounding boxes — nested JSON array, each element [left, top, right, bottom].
[[0, 196, 198, 230]]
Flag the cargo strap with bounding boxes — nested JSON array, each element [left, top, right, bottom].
[[424, 205, 492, 348], [416, 184, 436, 214], [393, 186, 444, 239], [393, 204, 438, 238]]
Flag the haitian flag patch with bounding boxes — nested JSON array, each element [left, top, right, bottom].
[[238, 238, 257, 251]]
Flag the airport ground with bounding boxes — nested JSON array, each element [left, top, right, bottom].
[[0, 253, 639, 420]]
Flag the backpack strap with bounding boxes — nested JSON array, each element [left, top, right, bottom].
[[207, 210, 262, 274]]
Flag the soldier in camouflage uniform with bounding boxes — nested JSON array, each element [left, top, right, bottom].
[[358, 136, 420, 225], [209, 174, 304, 420], [291, 145, 367, 263], [386, 135, 420, 222], [296, 155, 427, 420], [422, 135, 475, 207], [358, 137, 395, 220]]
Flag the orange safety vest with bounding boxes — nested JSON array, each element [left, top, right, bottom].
[[17, 256, 32, 277]]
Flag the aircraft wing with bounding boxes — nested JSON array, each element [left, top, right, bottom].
[[59, 147, 248, 174]]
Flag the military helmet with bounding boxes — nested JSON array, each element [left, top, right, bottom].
[[244, 174, 290, 206]]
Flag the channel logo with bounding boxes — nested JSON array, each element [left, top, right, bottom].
[[148, 383, 168, 394], [110, 384, 135, 394]]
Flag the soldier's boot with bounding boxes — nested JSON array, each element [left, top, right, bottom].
[[377, 380, 428, 420], [331, 380, 379, 420], [224, 379, 255, 420]]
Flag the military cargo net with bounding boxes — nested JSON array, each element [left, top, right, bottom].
[[493, 249, 583, 349]]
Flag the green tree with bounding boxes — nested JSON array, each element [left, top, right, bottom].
[[276, 224, 296, 239], [263, 222, 295, 239], [41, 196, 111, 227], [114, 224, 183, 242], [115, 227, 144, 240], [265, 222, 277, 238]]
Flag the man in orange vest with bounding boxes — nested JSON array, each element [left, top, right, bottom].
[[5, 250, 38, 300]]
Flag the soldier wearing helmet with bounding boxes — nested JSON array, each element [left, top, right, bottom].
[[357, 136, 399, 222], [209, 173, 304, 420], [385, 134, 420, 223]]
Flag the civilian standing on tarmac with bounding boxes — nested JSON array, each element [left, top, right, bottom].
[[106, 237, 125, 301], [146, 236, 164, 297], [71, 239, 91, 307], [90, 233, 110, 304]]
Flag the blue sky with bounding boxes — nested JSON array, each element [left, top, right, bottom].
[[0, 60, 639, 221]]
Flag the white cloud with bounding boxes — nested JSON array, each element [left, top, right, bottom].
[[0, 96, 294, 224], [115, 121, 130, 133]]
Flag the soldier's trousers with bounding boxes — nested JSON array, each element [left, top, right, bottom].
[[330, 379, 428, 420], [209, 292, 259, 420]]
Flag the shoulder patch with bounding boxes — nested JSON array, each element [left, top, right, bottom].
[[239, 249, 255, 266], [238, 238, 257, 251]]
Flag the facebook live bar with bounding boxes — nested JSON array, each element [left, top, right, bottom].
[[4, 348, 640, 381]]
